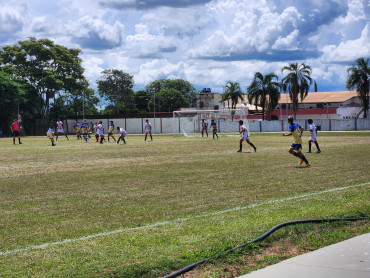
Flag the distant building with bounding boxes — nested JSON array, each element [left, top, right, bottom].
[[196, 88, 222, 110], [235, 91, 365, 120]]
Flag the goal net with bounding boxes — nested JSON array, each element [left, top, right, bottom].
[[173, 108, 249, 137]]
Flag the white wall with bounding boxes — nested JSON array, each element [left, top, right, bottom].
[[65, 117, 370, 134]]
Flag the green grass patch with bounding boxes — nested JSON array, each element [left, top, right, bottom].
[[0, 132, 369, 277]]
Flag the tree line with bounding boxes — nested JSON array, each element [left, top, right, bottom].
[[223, 59, 369, 120], [0, 38, 196, 133], [0, 37, 369, 134]]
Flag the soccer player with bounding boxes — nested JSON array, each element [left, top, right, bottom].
[[306, 119, 321, 153], [210, 119, 218, 139], [116, 126, 127, 144], [201, 119, 208, 137], [93, 122, 99, 142], [144, 119, 153, 141], [283, 116, 310, 167], [81, 121, 89, 143], [10, 119, 22, 145], [108, 121, 116, 143], [73, 121, 81, 140], [97, 121, 105, 144], [237, 120, 257, 152], [46, 126, 56, 146], [55, 119, 69, 141]]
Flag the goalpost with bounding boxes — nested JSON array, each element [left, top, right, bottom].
[[173, 108, 249, 137]]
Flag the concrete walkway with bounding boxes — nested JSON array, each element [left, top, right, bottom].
[[239, 233, 370, 278]]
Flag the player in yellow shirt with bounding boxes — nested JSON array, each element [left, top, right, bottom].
[[210, 119, 218, 139], [283, 116, 310, 167], [108, 121, 116, 143], [81, 121, 89, 143], [73, 121, 81, 140], [46, 126, 56, 146]]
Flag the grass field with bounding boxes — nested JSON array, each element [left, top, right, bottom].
[[0, 131, 369, 277]]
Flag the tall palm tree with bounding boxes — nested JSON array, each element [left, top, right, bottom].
[[247, 72, 281, 121], [223, 81, 244, 110], [346, 57, 369, 118], [281, 63, 312, 119]]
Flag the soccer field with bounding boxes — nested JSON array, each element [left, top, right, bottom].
[[0, 132, 369, 277]]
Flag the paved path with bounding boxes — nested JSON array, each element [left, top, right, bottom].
[[239, 233, 370, 278]]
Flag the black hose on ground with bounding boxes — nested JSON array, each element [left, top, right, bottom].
[[163, 217, 369, 278]]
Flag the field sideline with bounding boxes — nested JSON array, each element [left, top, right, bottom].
[[0, 132, 369, 277]]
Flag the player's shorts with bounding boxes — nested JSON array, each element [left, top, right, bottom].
[[241, 135, 250, 141], [309, 137, 317, 142], [49, 137, 54, 140], [290, 143, 302, 152], [120, 132, 127, 137], [12, 131, 19, 137], [83, 133, 88, 136], [145, 129, 151, 133], [57, 128, 64, 133], [108, 132, 113, 135]]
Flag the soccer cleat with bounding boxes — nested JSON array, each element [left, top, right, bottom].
[[124, 142, 126, 145], [306, 150, 311, 153], [237, 150, 242, 152], [316, 150, 321, 153], [254, 147, 257, 152], [299, 159, 304, 166], [305, 163, 311, 168], [19, 142, 23, 144]]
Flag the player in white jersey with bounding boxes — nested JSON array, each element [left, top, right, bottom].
[[55, 119, 69, 141], [116, 127, 127, 144], [144, 119, 153, 141], [201, 119, 208, 137], [237, 120, 257, 153], [97, 121, 105, 144], [306, 119, 321, 153]]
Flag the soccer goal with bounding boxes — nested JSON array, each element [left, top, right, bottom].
[[173, 108, 248, 137]]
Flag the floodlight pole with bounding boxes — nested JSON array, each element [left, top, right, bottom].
[[83, 92, 85, 120]]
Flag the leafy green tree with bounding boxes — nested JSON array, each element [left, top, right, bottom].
[[0, 71, 26, 134], [281, 63, 312, 119], [50, 86, 99, 120], [223, 81, 244, 109], [97, 69, 134, 114], [247, 72, 281, 120], [148, 88, 190, 112], [0, 37, 85, 123], [134, 90, 150, 113], [346, 58, 370, 118], [146, 79, 196, 107]]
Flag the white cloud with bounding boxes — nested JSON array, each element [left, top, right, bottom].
[[0, 4, 26, 35], [70, 16, 125, 50], [321, 23, 370, 62]]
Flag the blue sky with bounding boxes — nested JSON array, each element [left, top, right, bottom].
[[0, 0, 369, 93]]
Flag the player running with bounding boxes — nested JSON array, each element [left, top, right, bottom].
[[108, 121, 116, 143], [73, 121, 82, 140], [81, 121, 89, 143], [10, 119, 22, 145], [144, 119, 153, 141], [237, 120, 257, 152], [283, 116, 310, 167], [46, 126, 56, 146], [116, 127, 127, 144], [210, 119, 218, 140], [55, 119, 69, 141], [306, 119, 321, 153], [201, 119, 208, 137]]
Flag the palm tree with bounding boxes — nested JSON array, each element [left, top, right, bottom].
[[223, 81, 244, 110], [247, 72, 281, 120], [346, 58, 370, 118], [281, 63, 312, 119]]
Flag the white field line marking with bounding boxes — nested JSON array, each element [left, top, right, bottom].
[[1, 182, 369, 256]]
